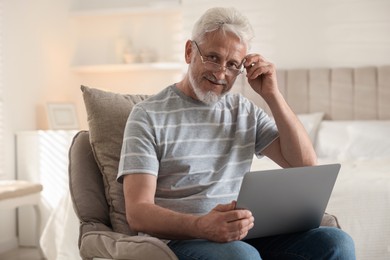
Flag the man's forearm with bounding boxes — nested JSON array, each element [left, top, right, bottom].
[[126, 200, 254, 243], [265, 91, 317, 167], [126, 202, 201, 240]]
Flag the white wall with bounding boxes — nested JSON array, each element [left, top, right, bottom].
[[182, 0, 390, 68], [1, 0, 389, 253]]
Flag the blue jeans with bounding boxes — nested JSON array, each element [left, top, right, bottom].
[[168, 227, 355, 260]]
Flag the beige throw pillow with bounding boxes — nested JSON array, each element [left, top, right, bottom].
[[81, 85, 150, 235]]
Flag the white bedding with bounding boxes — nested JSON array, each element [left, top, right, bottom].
[[326, 158, 390, 260], [315, 120, 390, 259]]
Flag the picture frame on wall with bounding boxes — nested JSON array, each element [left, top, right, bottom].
[[46, 103, 79, 130]]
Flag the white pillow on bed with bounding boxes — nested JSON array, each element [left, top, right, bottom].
[[269, 112, 324, 143], [297, 112, 325, 143], [315, 120, 390, 160]]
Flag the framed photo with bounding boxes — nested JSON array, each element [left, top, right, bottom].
[[47, 103, 79, 130]]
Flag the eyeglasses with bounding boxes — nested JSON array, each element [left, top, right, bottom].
[[192, 41, 245, 77]]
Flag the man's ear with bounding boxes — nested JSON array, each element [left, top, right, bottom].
[[184, 40, 193, 64]]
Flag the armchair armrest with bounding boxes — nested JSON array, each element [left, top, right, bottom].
[[321, 213, 341, 229], [80, 231, 178, 260]]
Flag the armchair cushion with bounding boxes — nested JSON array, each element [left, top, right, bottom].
[[321, 213, 341, 229], [80, 231, 177, 260], [81, 86, 149, 235]]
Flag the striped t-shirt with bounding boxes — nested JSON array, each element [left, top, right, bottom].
[[117, 84, 278, 215]]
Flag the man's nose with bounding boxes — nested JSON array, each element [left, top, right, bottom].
[[212, 68, 227, 80]]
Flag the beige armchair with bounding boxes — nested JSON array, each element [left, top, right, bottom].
[[68, 86, 340, 260], [69, 130, 178, 260]]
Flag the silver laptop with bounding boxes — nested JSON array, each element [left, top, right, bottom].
[[236, 163, 340, 239]]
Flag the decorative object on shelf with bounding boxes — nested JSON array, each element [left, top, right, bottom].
[[123, 51, 137, 64], [46, 103, 79, 130], [115, 37, 127, 63], [139, 47, 157, 63], [115, 37, 136, 64]]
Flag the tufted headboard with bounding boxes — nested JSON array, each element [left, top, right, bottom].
[[239, 66, 390, 120]]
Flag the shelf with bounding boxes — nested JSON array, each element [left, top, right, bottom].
[[71, 62, 184, 73], [70, 5, 181, 18]]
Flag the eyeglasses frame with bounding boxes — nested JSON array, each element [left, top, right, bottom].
[[192, 41, 246, 77]]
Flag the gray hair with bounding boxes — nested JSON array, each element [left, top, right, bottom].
[[191, 7, 254, 49]]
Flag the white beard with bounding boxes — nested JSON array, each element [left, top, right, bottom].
[[188, 71, 223, 105]]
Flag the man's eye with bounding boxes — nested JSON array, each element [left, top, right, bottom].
[[227, 62, 239, 69], [206, 55, 218, 62]]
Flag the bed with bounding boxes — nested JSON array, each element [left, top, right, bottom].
[[40, 65, 390, 260]]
